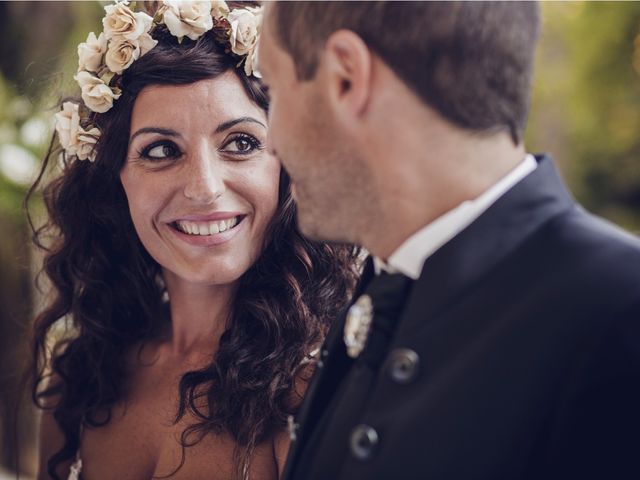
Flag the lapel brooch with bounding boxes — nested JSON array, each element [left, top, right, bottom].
[[343, 294, 373, 358]]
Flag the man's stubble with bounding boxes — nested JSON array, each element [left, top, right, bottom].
[[291, 92, 381, 247]]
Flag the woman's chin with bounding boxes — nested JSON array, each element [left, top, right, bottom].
[[163, 266, 245, 289]]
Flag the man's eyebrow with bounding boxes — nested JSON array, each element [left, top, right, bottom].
[[215, 117, 266, 133], [130, 127, 180, 142]]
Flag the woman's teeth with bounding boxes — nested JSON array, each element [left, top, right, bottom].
[[175, 217, 240, 236]]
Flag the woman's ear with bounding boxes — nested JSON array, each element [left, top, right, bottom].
[[321, 29, 373, 124]]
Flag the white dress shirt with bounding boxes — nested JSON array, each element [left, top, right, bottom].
[[374, 154, 538, 279]]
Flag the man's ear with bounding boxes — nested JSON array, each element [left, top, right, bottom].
[[322, 29, 373, 122]]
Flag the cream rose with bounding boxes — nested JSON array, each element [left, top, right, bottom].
[[54, 102, 101, 161], [228, 7, 262, 57], [104, 33, 157, 74], [54, 102, 82, 153], [76, 127, 101, 161], [77, 32, 107, 73], [103, 2, 154, 42], [105, 39, 139, 74], [244, 45, 260, 77], [163, 0, 214, 41], [211, 0, 230, 20], [75, 71, 121, 113], [138, 32, 158, 56]]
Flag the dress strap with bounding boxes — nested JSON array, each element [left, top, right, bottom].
[[68, 423, 84, 480], [68, 457, 83, 480]]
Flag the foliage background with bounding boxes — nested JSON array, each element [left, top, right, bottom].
[[0, 1, 639, 477]]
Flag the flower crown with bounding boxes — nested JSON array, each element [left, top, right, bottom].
[[55, 0, 262, 162]]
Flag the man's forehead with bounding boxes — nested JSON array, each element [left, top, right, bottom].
[[260, 2, 276, 44], [262, 2, 275, 19], [256, 8, 277, 76]]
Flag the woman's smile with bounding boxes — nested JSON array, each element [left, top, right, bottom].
[[167, 213, 247, 247]]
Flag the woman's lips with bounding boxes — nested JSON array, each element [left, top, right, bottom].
[[171, 211, 244, 222]]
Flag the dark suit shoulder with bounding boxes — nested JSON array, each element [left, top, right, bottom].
[[533, 206, 640, 302], [551, 206, 640, 258]]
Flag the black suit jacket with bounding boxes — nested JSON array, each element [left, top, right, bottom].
[[283, 155, 640, 480]]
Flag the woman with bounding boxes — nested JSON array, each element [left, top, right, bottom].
[[27, 2, 359, 479]]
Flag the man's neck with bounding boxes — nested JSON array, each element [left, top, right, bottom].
[[362, 131, 527, 260]]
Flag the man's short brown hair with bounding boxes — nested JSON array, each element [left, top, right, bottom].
[[270, 1, 540, 143]]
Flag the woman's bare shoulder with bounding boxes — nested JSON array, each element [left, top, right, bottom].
[[272, 428, 291, 479]]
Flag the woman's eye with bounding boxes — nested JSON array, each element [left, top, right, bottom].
[[221, 135, 262, 156], [140, 142, 181, 160], [235, 138, 253, 152]]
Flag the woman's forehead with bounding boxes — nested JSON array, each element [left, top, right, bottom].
[[130, 73, 266, 130]]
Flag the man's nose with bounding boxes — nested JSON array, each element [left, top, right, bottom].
[[266, 117, 277, 157], [182, 149, 225, 203]]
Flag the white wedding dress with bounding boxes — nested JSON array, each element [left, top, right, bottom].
[[68, 456, 82, 480]]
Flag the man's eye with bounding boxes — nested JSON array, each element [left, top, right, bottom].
[[140, 142, 180, 160]]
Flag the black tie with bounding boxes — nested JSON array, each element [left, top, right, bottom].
[[358, 271, 413, 369]]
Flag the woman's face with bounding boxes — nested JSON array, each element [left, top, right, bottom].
[[120, 72, 280, 287]]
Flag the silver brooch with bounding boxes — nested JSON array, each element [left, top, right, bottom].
[[287, 414, 299, 441], [344, 294, 373, 358]]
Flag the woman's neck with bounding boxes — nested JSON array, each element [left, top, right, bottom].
[[161, 270, 237, 358]]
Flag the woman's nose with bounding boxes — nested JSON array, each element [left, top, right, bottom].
[[182, 149, 225, 203]]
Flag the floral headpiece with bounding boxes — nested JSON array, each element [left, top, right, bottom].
[[55, 0, 262, 162]]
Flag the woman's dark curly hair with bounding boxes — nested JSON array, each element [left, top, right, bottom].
[[26, 14, 360, 480]]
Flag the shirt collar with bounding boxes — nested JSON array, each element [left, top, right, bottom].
[[374, 154, 538, 279]]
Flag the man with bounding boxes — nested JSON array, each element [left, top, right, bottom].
[[258, 2, 640, 479]]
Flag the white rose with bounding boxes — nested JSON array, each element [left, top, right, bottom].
[[104, 32, 157, 74], [54, 102, 82, 153], [163, 0, 214, 41], [75, 71, 121, 113], [54, 102, 101, 161], [77, 32, 107, 72], [228, 7, 262, 57], [138, 32, 158, 56], [211, 0, 230, 20], [105, 39, 140, 74], [76, 127, 101, 162], [103, 2, 154, 42], [244, 45, 260, 77]]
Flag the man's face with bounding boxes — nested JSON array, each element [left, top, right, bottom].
[[258, 8, 375, 245]]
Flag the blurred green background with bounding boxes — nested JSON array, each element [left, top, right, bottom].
[[1, 1, 639, 478]]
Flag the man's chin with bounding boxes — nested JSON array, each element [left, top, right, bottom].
[[296, 213, 352, 245], [296, 213, 321, 240]]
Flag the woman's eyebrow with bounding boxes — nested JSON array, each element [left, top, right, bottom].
[[215, 117, 266, 133], [130, 127, 180, 142], [129, 117, 266, 142]]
